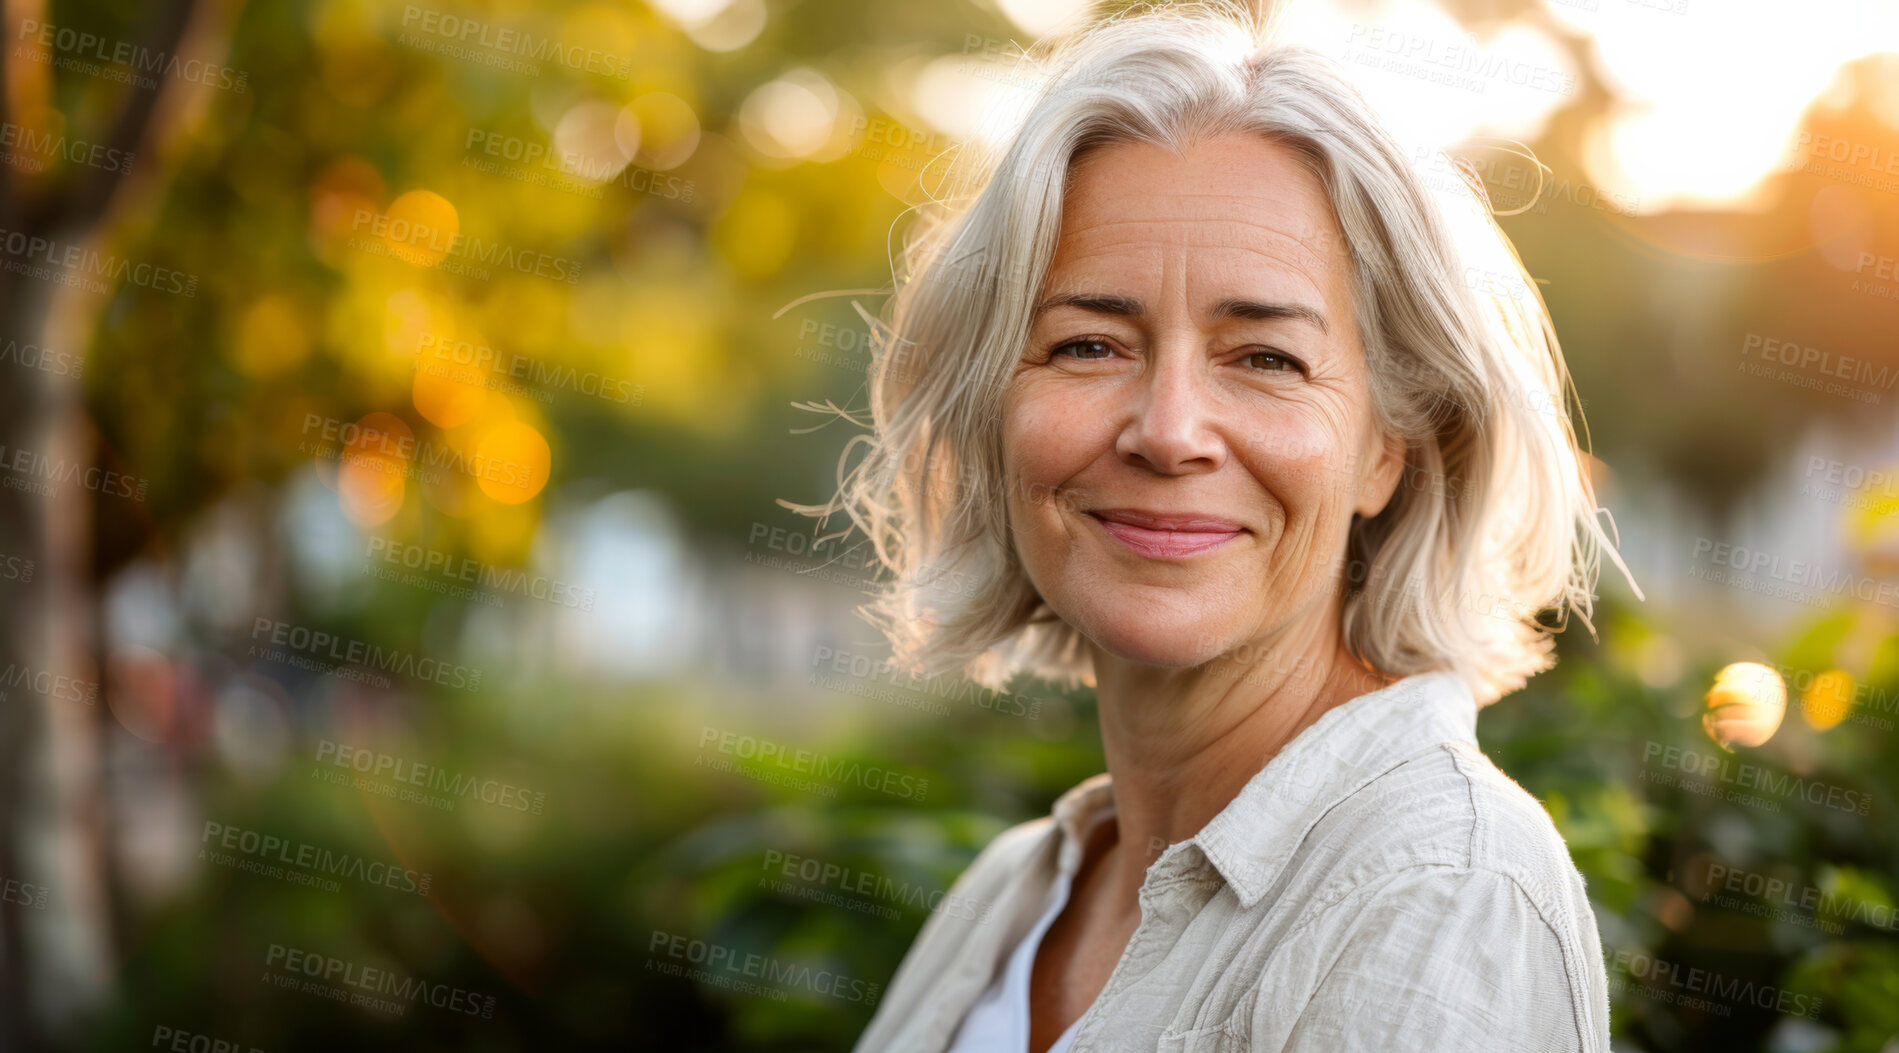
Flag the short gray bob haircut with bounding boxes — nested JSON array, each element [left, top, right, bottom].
[[790, 1, 1638, 707]]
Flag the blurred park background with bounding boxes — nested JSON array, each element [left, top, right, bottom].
[[0, 0, 1896, 1049]]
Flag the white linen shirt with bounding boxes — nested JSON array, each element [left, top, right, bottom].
[[851, 670, 1611, 1052]]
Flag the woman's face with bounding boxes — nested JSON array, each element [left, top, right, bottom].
[[1002, 133, 1406, 669]]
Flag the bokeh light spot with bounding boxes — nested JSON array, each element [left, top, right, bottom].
[[555, 100, 634, 185], [474, 420, 551, 505], [682, 0, 765, 53], [1801, 669, 1854, 732], [739, 70, 842, 159], [412, 334, 492, 429], [307, 156, 387, 260], [1703, 661, 1786, 751], [382, 190, 459, 267], [623, 92, 701, 170], [338, 411, 413, 527]]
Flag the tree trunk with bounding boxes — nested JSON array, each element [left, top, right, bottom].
[[0, 1, 244, 1043]]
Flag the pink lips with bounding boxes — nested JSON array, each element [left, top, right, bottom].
[[1087, 509, 1246, 560]]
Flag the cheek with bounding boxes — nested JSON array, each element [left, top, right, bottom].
[[1001, 387, 1104, 574], [1240, 413, 1340, 515], [1248, 393, 1379, 520], [1004, 384, 1101, 489]]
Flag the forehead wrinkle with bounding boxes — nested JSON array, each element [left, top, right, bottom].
[[1044, 240, 1334, 305], [1051, 216, 1338, 271], [1058, 208, 1333, 239], [1065, 176, 1336, 210]]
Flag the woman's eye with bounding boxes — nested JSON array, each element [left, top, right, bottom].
[[1051, 339, 1115, 361], [1243, 350, 1302, 373]]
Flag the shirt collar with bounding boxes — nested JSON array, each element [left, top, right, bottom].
[[1050, 670, 1478, 911], [1191, 670, 1478, 908], [1050, 772, 1117, 875]]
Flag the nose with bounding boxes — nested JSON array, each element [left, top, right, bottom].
[[1114, 342, 1226, 475]]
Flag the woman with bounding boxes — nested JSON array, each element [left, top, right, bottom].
[[802, 4, 1636, 1050]]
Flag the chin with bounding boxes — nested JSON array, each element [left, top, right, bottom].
[[1071, 597, 1242, 670]]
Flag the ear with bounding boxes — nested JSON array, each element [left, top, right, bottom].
[[1354, 429, 1408, 519]]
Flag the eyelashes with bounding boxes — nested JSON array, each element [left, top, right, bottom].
[[1239, 350, 1305, 375], [1048, 338, 1116, 361], [1044, 336, 1308, 376]]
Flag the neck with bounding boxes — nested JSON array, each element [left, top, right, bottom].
[[1082, 616, 1396, 908]]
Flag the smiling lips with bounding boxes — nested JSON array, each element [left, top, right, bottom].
[[1087, 508, 1246, 560]]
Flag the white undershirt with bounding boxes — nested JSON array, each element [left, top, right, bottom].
[[944, 810, 1107, 1053]]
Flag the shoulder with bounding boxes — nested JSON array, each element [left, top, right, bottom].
[[895, 811, 1056, 954], [960, 812, 1057, 887], [1272, 742, 1609, 1049], [953, 770, 1113, 894], [1271, 862, 1608, 1051], [1309, 738, 1589, 906]]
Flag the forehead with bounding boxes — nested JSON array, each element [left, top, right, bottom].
[[1048, 134, 1350, 298]]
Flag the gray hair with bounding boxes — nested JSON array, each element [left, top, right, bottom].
[[788, 2, 1637, 707]]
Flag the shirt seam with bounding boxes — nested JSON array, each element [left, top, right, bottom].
[[1216, 736, 1477, 902], [1447, 744, 1595, 1051], [1452, 741, 1481, 871], [1198, 674, 1474, 899]]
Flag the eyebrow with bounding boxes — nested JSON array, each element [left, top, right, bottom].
[[1211, 297, 1330, 334], [1033, 292, 1143, 317], [1032, 292, 1329, 335]]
